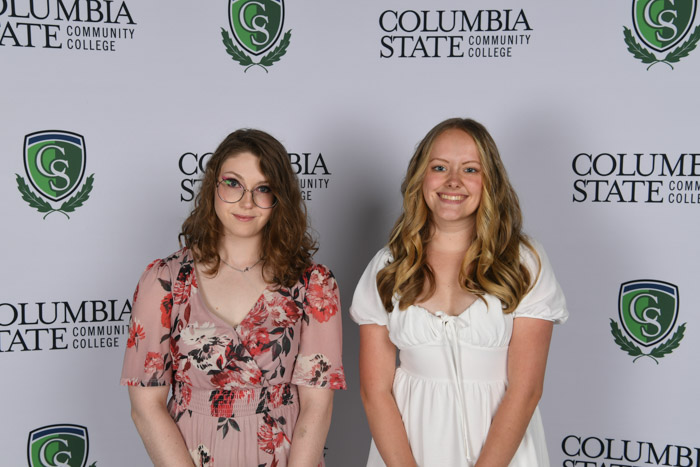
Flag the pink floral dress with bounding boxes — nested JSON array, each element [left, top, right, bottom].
[[121, 248, 346, 467]]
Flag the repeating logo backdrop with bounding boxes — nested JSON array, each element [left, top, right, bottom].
[[1, 1, 698, 465]]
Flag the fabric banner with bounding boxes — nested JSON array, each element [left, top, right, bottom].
[[1, 1, 698, 465]]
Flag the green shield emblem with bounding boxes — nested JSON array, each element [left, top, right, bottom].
[[633, 0, 697, 52], [24, 131, 86, 202], [229, 0, 284, 56], [619, 280, 679, 347], [28, 425, 89, 467]]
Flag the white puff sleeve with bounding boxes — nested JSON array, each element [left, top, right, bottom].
[[349, 248, 393, 327], [513, 240, 569, 324]]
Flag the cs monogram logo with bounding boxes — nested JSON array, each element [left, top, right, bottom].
[[27, 424, 92, 467], [16, 130, 95, 219], [624, 0, 700, 69], [220, 0, 292, 72], [610, 280, 687, 363]]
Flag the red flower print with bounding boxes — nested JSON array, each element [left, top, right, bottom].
[[258, 414, 290, 454], [247, 367, 263, 385], [189, 444, 214, 467], [145, 259, 161, 272], [126, 320, 145, 349], [293, 354, 338, 387], [133, 283, 140, 303], [267, 296, 300, 328], [160, 292, 173, 329], [244, 299, 267, 329], [210, 388, 235, 418], [306, 268, 338, 323], [282, 299, 301, 324], [267, 384, 292, 409], [172, 279, 189, 305], [242, 327, 270, 356], [144, 352, 164, 375], [211, 370, 246, 389], [329, 368, 347, 389], [122, 378, 139, 386], [171, 382, 191, 416]]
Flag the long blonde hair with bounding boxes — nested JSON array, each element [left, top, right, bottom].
[[376, 118, 538, 313]]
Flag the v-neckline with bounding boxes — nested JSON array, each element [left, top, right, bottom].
[[192, 264, 272, 331]]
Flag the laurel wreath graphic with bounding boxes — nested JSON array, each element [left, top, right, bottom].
[[16, 173, 95, 219], [610, 319, 686, 364], [624, 25, 700, 70], [221, 28, 292, 73]]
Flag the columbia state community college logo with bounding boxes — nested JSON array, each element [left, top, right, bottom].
[[220, 0, 292, 72], [624, 0, 700, 69], [610, 280, 687, 363], [16, 131, 95, 219], [28, 424, 94, 467]]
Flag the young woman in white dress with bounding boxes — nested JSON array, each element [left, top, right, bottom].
[[350, 118, 568, 467]]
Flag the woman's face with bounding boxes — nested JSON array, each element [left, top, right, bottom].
[[214, 152, 274, 242], [421, 128, 483, 230]]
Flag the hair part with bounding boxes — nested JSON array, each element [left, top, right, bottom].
[[179, 128, 317, 287], [377, 118, 539, 313]]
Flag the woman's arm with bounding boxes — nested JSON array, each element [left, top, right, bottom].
[[474, 317, 554, 467], [359, 324, 417, 467], [128, 386, 195, 467], [288, 386, 334, 466]]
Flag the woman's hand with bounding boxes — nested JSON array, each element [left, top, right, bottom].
[[359, 324, 418, 467], [128, 386, 195, 467]]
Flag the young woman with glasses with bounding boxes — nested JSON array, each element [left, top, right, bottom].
[[350, 118, 568, 467], [121, 129, 346, 467]]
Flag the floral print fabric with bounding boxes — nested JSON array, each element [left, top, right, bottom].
[[121, 248, 346, 467]]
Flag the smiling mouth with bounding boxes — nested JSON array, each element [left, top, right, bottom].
[[438, 193, 466, 201], [234, 214, 255, 221]]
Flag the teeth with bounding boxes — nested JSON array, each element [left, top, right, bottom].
[[439, 194, 465, 201]]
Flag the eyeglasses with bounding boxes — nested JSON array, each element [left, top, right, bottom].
[[216, 178, 277, 209]]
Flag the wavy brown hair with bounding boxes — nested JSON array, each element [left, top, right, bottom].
[[179, 129, 316, 287], [376, 118, 539, 313]]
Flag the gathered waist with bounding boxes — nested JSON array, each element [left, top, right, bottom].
[[172, 382, 298, 418], [398, 344, 508, 382]]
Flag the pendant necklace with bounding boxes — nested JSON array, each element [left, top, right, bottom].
[[220, 257, 263, 273]]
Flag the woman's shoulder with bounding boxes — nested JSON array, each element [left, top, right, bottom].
[[301, 262, 338, 290], [518, 237, 545, 270], [369, 246, 394, 270], [140, 247, 191, 280]]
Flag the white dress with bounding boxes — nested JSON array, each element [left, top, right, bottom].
[[349, 241, 568, 467]]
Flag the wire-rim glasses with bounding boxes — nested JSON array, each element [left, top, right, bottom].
[[216, 179, 277, 209]]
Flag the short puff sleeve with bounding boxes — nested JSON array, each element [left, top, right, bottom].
[[120, 258, 174, 387], [349, 248, 392, 327], [513, 240, 568, 324], [291, 264, 347, 390]]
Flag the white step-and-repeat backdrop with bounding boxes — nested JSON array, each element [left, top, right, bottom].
[[2, 1, 698, 465]]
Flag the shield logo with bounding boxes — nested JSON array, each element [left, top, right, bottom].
[[24, 131, 86, 202], [618, 280, 679, 347], [27, 424, 89, 467], [229, 0, 284, 56], [633, 0, 697, 52]]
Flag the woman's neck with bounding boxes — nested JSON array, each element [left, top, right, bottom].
[[218, 236, 263, 267], [427, 220, 474, 254]]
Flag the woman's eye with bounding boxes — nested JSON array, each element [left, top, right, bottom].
[[431, 165, 446, 172], [222, 178, 240, 187], [464, 167, 478, 173], [255, 185, 272, 194]]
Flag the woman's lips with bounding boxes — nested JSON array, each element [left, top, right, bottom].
[[234, 214, 255, 222]]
